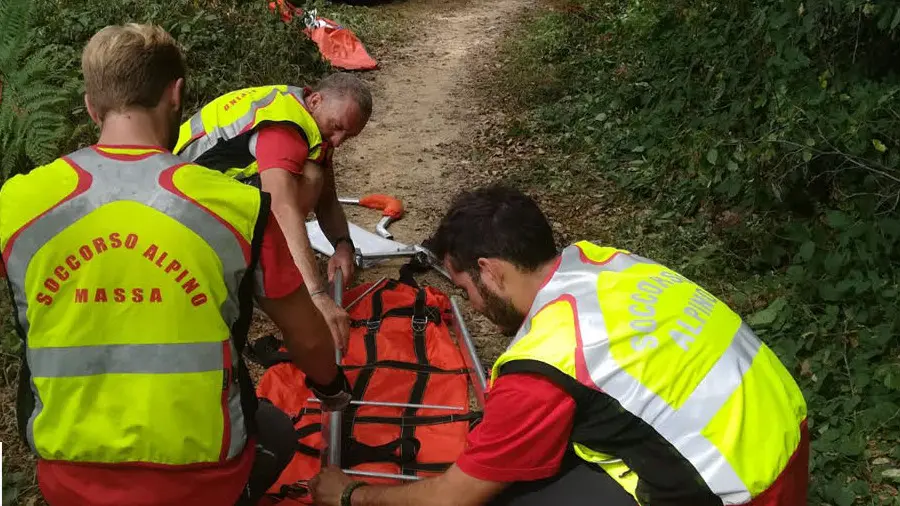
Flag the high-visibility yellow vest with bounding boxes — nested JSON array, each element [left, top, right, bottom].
[[0, 146, 268, 467], [491, 241, 808, 505], [173, 85, 325, 182]]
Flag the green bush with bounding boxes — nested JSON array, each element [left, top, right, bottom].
[[1, 0, 352, 179], [0, 0, 77, 178], [501, 0, 900, 503]]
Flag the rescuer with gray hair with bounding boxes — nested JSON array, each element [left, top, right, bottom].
[[173, 72, 374, 356]]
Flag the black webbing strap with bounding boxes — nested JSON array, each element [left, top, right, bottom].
[[244, 333, 290, 367], [343, 361, 469, 375], [292, 409, 482, 427], [290, 421, 424, 468], [343, 280, 395, 441], [401, 288, 431, 476], [348, 304, 442, 329]]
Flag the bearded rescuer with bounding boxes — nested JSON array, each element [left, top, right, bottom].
[[309, 185, 809, 506], [0, 24, 351, 506]]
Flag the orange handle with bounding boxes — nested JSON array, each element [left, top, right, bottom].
[[358, 194, 405, 219]]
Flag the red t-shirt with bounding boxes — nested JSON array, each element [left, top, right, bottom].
[[255, 124, 310, 175], [457, 373, 576, 482], [29, 146, 304, 506], [456, 374, 809, 506], [254, 124, 332, 175]]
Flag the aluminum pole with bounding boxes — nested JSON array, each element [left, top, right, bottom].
[[308, 398, 464, 411], [344, 469, 423, 481], [450, 296, 488, 409], [323, 270, 344, 467]]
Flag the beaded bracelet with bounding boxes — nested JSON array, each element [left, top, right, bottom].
[[341, 481, 368, 506]]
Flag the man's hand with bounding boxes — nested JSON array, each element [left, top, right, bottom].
[[328, 241, 356, 288], [309, 465, 508, 506], [310, 466, 356, 506], [312, 292, 350, 354]]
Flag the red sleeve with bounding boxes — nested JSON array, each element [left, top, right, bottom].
[[255, 124, 310, 175], [255, 210, 303, 299], [456, 373, 576, 482]]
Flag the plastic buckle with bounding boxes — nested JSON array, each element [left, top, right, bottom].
[[366, 319, 381, 331], [411, 317, 428, 333], [278, 481, 310, 498]]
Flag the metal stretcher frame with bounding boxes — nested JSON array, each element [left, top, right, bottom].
[[319, 270, 489, 482]]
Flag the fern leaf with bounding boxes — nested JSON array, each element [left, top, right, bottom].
[[0, 0, 30, 72], [0, 0, 76, 178]]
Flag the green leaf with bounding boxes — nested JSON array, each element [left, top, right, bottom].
[[873, 139, 888, 153], [825, 210, 853, 230], [827, 479, 857, 506], [706, 148, 719, 165], [837, 435, 866, 458], [747, 297, 787, 327], [796, 240, 816, 262], [882, 366, 900, 391]]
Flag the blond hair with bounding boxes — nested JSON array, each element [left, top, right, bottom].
[[312, 72, 373, 120], [81, 23, 186, 120]]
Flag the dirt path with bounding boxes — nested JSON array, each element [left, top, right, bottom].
[[322, 0, 536, 367], [334, 0, 532, 285]]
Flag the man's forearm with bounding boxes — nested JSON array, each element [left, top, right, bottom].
[[351, 479, 445, 506], [272, 203, 328, 293], [315, 179, 351, 246], [312, 465, 504, 506]]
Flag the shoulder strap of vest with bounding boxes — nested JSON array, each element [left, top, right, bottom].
[[496, 359, 594, 405], [230, 191, 270, 353], [232, 191, 270, 436]]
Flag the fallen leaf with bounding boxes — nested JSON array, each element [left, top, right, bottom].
[[883, 468, 900, 483], [800, 359, 812, 377]]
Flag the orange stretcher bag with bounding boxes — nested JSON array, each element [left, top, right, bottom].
[[251, 273, 483, 504], [268, 0, 378, 71]]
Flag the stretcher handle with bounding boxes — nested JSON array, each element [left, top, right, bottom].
[[323, 270, 343, 467], [359, 194, 405, 219]]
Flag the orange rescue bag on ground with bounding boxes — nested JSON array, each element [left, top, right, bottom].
[[268, 0, 378, 71], [252, 276, 482, 504]]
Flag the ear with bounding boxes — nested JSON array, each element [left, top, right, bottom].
[[477, 257, 505, 292], [171, 77, 185, 112], [84, 94, 101, 126], [306, 91, 322, 110]]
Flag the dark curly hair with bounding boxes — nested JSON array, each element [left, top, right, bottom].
[[426, 184, 558, 275]]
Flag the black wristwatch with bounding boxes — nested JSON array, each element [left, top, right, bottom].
[[341, 481, 368, 506]]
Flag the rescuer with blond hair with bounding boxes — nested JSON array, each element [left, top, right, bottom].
[[0, 23, 350, 506]]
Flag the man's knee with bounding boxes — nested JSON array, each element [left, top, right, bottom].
[[240, 400, 300, 504], [490, 457, 637, 506], [255, 399, 299, 465]]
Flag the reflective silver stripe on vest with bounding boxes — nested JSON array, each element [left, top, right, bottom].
[[512, 244, 757, 504], [28, 342, 224, 377], [6, 147, 251, 459], [189, 112, 206, 140], [179, 86, 309, 163]]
